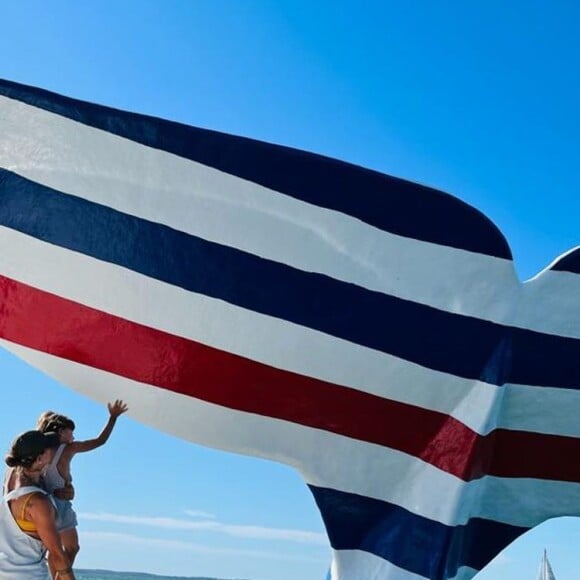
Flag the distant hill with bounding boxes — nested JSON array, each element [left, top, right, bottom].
[[76, 569, 249, 580]]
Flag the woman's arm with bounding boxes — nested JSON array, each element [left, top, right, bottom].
[[29, 494, 76, 580], [67, 400, 128, 455]]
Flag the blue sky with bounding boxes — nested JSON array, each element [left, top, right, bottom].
[[0, 1, 578, 579]]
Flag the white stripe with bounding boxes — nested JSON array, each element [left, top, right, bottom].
[[1, 226, 577, 438], [499, 383, 580, 437], [0, 94, 542, 334], [3, 340, 580, 531], [517, 265, 580, 338], [329, 549, 428, 580]]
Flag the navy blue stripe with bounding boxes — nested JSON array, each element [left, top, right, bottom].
[[0, 169, 577, 389], [550, 247, 580, 275], [309, 485, 526, 580], [511, 327, 580, 389], [0, 78, 512, 260]]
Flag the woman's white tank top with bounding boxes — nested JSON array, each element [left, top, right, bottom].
[[0, 486, 51, 579]]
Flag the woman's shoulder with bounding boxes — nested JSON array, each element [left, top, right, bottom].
[[21, 490, 54, 518], [7, 486, 48, 501]]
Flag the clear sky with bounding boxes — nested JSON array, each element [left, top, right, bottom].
[[0, 2, 578, 579]]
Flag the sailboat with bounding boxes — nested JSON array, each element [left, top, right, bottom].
[[537, 550, 556, 580]]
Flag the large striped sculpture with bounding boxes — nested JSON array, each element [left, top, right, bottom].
[[0, 79, 578, 579]]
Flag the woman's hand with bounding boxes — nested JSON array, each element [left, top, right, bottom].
[[108, 399, 129, 418], [53, 483, 75, 501]]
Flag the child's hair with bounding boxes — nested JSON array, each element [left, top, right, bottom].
[[37, 411, 76, 434]]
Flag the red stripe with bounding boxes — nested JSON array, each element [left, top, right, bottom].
[[1, 274, 578, 483]]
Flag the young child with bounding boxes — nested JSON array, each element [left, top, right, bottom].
[[36, 399, 128, 571]]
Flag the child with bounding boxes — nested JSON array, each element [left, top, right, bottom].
[[36, 399, 128, 571]]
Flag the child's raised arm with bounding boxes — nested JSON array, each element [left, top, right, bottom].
[[67, 400, 128, 455]]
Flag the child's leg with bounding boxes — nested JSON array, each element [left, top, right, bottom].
[[60, 527, 80, 565]]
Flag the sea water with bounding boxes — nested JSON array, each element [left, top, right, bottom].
[[76, 570, 244, 580]]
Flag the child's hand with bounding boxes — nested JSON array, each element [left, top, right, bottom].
[[108, 399, 129, 418]]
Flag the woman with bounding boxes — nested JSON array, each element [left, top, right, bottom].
[[0, 430, 76, 579]]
